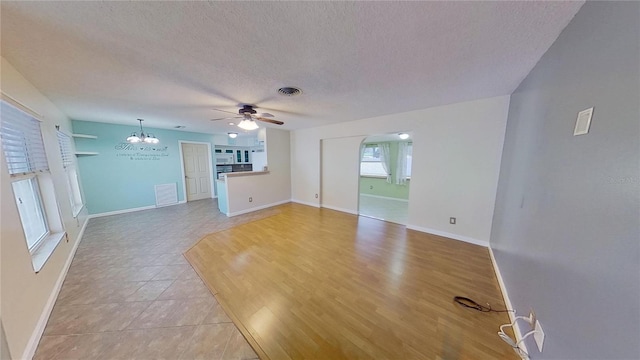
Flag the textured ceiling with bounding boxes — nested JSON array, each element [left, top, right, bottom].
[[1, 1, 583, 134]]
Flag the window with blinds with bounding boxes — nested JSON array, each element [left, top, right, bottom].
[[1, 100, 51, 252], [1, 99, 67, 271], [57, 130, 85, 216], [56, 131, 73, 168], [0, 101, 49, 175]]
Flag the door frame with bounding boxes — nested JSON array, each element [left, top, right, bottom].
[[178, 140, 215, 202]]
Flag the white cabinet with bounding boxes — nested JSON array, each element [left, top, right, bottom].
[[215, 146, 251, 164], [235, 149, 251, 164]]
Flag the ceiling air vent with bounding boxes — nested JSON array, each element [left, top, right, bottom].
[[277, 87, 302, 96]]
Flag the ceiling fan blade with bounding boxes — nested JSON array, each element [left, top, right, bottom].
[[210, 116, 241, 121], [255, 117, 284, 125], [256, 113, 274, 118], [212, 108, 239, 115]]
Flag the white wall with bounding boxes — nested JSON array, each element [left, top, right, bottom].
[[0, 57, 89, 359], [320, 136, 366, 214], [291, 96, 509, 245], [226, 128, 291, 215]]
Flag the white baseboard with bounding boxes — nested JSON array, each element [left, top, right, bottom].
[[320, 204, 358, 215], [87, 200, 185, 219], [291, 199, 320, 208], [359, 193, 409, 202], [21, 217, 89, 360], [88, 205, 156, 219], [227, 199, 291, 217], [405, 225, 489, 247], [489, 247, 528, 355]]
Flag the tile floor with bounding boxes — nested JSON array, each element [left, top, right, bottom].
[[34, 199, 280, 360], [358, 194, 408, 225]]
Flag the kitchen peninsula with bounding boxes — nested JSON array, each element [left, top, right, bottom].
[[216, 170, 270, 215]]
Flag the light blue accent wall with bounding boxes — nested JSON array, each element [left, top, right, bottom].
[[72, 120, 216, 215], [491, 3, 639, 359]]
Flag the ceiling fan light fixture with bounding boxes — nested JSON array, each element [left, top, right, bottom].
[[238, 117, 259, 131], [398, 133, 410, 140], [228, 132, 238, 139]]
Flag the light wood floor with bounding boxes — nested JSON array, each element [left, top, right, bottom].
[[186, 203, 517, 360]]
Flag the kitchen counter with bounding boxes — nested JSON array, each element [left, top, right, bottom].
[[216, 171, 269, 215], [223, 170, 269, 178]]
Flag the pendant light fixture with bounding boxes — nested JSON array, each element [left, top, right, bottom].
[[228, 132, 238, 139], [126, 119, 159, 144]]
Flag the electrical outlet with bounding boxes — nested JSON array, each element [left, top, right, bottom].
[[449, 217, 456, 225], [315, 193, 318, 199], [249, 196, 253, 202], [534, 320, 544, 352]]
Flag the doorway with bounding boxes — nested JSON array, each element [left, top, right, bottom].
[[180, 141, 214, 202], [358, 134, 412, 225]]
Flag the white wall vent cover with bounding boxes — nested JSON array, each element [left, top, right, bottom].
[[155, 183, 178, 207], [574, 107, 594, 136]]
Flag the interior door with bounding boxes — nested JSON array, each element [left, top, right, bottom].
[[182, 143, 211, 201]]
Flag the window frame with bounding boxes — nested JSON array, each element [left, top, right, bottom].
[[360, 144, 387, 178], [11, 174, 50, 252], [1, 97, 66, 272], [57, 130, 85, 217]]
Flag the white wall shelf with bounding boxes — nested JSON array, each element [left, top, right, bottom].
[[74, 151, 98, 156], [71, 133, 97, 139]]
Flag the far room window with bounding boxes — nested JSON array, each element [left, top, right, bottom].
[[360, 144, 387, 177]]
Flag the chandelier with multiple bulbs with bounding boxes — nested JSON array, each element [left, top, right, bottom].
[[126, 119, 159, 144]]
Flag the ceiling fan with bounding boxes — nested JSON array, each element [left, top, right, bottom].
[[211, 105, 284, 130]]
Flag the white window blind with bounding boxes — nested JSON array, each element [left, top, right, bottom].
[[56, 131, 73, 168], [1, 101, 49, 175]]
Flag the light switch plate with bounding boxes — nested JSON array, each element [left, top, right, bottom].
[[574, 107, 594, 136]]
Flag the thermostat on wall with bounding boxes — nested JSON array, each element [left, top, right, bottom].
[[574, 107, 594, 136]]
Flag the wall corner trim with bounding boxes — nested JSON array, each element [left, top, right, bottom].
[[406, 225, 489, 247], [21, 218, 89, 360], [488, 246, 528, 355]]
